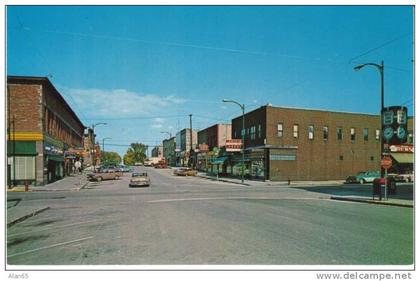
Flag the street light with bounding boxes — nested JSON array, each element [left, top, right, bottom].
[[354, 61, 386, 195], [91, 122, 107, 167], [101, 137, 112, 152], [223, 99, 245, 184]]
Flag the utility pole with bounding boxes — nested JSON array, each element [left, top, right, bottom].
[[189, 114, 193, 168]]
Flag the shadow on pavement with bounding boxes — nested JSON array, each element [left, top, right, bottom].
[[293, 183, 413, 201]]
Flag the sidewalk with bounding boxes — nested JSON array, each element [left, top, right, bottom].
[[7, 171, 89, 193], [196, 172, 344, 187]]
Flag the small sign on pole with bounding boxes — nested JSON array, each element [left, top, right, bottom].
[[381, 155, 392, 170]]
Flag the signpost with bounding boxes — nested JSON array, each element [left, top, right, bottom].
[[381, 155, 393, 200]]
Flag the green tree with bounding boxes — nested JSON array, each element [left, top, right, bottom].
[[100, 151, 122, 166], [123, 143, 147, 165]]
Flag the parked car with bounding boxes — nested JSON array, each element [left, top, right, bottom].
[[173, 167, 197, 176], [129, 172, 150, 187], [87, 169, 123, 182], [394, 173, 414, 183], [345, 171, 380, 184], [118, 165, 133, 173]]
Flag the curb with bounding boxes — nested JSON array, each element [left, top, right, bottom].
[[197, 175, 251, 186], [330, 196, 413, 208], [7, 207, 51, 228]]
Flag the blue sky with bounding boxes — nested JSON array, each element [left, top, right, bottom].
[[7, 6, 414, 158]]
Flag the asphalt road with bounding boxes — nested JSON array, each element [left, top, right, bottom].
[[6, 167, 414, 266]]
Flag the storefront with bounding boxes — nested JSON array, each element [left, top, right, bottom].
[[44, 140, 64, 184], [7, 141, 38, 186]]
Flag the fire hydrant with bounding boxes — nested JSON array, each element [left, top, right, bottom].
[[24, 180, 29, 192]]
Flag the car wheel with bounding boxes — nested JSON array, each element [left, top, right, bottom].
[[97, 177, 102, 182], [115, 176, 119, 180], [405, 177, 410, 183], [359, 179, 365, 184]]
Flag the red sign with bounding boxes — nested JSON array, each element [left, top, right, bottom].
[[389, 144, 414, 153], [381, 156, 393, 170], [225, 139, 242, 152]]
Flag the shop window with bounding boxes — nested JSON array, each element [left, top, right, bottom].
[[323, 126, 329, 140], [375, 129, 380, 141], [250, 126, 256, 140], [277, 123, 283, 137], [350, 128, 356, 141], [308, 125, 314, 140], [337, 127, 343, 141], [363, 128, 369, 141], [293, 124, 299, 138], [258, 124, 261, 138]]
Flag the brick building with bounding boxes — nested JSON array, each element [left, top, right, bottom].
[[230, 104, 413, 181], [7, 76, 85, 186], [196, 123, 232, 171]]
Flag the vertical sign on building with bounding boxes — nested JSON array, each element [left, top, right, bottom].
[[382, 106, 408, 145]]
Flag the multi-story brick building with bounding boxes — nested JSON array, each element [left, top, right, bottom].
[[196, 123, 232, 171], [197, 123, 232, 151], [162, 137, 176, 166], [7, 76, 85, 186], [231, 104, 413, 181]]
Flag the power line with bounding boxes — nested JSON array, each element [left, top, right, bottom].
[[348, 33, 411, 63]]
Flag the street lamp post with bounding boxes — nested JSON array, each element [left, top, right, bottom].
[[91, 122, 107, 168], [102, 137, 112, 153], [223, 99, 245, 184], [354, 61, 386, 193]]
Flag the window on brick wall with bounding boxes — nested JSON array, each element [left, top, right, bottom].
[[323, 126, 329, 140], [363, 128, 369, 141], [258, 124, 261, 138], [277, 123, 283, 137], [337, 127, 343, 140], [350, 127, 356, 141], [375, 129, 380, 141], [308, 125, 314, 140], [293, 124, 299, 138]]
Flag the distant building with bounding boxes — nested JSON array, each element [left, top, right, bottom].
[[162, 137, 176, 166], [83, 128, 95, 167], [151, 145, 163, 158], [229, 104, 413, 181], [175, 128, 197, 166], [7, 76, 85, 186]]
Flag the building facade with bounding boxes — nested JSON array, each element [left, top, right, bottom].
[[151, 145, 164, 158], [175, 128, 198, 166], [162, 137, 176, 166], [231, 105, 413, 181], [83, 128, 95, 167], [7, 76, 85, 186]]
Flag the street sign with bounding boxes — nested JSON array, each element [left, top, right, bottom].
[[381, 156, 393, 170], [381, 106, 408, 145]]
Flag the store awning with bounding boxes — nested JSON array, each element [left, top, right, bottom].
[[391, 153, 413, 164], [212, 156, 228, 165], [47, 154, 64, 162]]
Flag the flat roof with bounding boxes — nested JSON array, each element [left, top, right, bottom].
[[7, 75, 85, 129]]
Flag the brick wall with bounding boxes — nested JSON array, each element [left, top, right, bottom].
[[8, 84, 42, 132]]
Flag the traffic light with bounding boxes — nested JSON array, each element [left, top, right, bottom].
[[382, 106, 408, 145]]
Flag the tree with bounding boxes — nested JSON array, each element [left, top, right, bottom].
[[100, 151, 122, 166], [123, 143, 147, 165]]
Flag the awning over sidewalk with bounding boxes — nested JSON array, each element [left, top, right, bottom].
[[391, 153, 413, 164], [212, 156, 228, 165]]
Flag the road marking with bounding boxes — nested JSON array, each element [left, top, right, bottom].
[[7, 236, 94, 258], [147, 197, 329, 203], [7, 220, 98, 238]]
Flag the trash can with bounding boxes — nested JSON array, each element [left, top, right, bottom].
[[372, 178, 383, 200]]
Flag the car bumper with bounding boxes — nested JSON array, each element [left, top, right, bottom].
[[129, 182, 150, 187]]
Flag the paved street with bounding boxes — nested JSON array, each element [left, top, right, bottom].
[[7, 167, 413, 266]]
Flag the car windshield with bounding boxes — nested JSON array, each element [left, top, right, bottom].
[[132, 173, 147, 177]]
